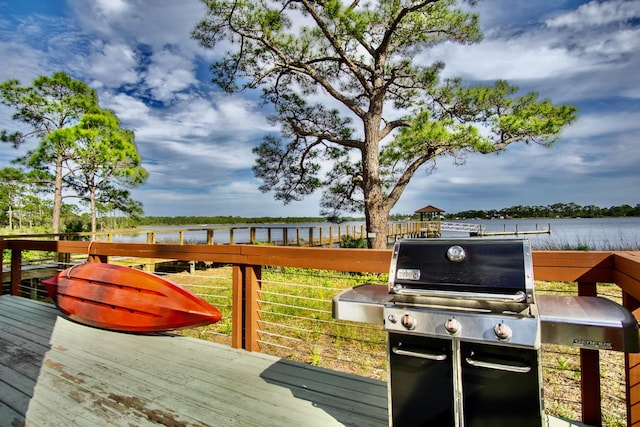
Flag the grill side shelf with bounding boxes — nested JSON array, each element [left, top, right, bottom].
[[332, 284, 391, 325], [537, 295, 640, 352]]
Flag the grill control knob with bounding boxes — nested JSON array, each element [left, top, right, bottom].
[[401, 314, 417, 330], [494, 323, 513, 341], [444, 318, 460, 335]]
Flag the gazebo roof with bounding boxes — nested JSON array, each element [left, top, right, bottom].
[[414, 205, 445, 214]]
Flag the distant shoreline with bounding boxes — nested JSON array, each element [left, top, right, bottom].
[[138, 213, 639, 227]]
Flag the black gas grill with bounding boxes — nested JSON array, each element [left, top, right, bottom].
[[385, 239, 543, 427], [333, 238, 640, 427]]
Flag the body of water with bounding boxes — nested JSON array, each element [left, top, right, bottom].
[[117, 218, 640, 250], [443, 217, 640, 250]]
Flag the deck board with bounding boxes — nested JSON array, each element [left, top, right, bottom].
[[0, 295, 388, 427]]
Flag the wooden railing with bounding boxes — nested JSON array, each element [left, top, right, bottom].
[[2, 238, 639, 426], [0, 221, 437, 247]]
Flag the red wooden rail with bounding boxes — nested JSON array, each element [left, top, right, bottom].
[[2, 239, 639, 426]]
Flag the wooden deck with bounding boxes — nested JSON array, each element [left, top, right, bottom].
[[0, 295, 597, 427], [0, 295, 387, 426]]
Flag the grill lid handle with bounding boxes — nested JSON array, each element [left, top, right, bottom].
[[391, 287, 528, 303]]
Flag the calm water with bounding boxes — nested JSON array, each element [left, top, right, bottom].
[[120, 218, 640, 250], [442, 217, 640, 250]]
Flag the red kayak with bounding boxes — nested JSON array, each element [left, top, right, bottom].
[[42, 263, 222, 333]]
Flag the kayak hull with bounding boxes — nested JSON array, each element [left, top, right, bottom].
[[42, 263, 222, 333]]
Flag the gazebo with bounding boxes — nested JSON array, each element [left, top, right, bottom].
[[415, 204, 445, 221]]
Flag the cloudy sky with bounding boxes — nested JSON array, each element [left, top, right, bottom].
[[0, 0, 638, 218]]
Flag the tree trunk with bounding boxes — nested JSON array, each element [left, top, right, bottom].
[[90, 188, 97, 239], [362, 113, 390, 249], [52, 156, 63, 235], [364, 195, 390, 249], [8, 205, 13, 230]]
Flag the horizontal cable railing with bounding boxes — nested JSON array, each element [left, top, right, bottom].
[[254, 267, 387, 377]]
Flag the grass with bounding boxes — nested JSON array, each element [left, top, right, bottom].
[[167, 266, 628, 426]]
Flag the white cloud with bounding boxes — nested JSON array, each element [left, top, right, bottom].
[[93, 0, 130, 15], [102, 93, 152, 123], [431, 40, 587, 81], [83, 41, 140, 89], [546, 1, 640, 28], [68, 0, 207, 54], [563, 112, 640, 139], [144, 49, 198, 102]]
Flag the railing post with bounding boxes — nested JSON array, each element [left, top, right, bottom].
[[624, 291, 640, 427], [57, 234, 70, 268], [231, 265, 243, 349], [578, 281, 602, 426], [87, 251, 108, 263], [11, 248, 22, 296], [231, 264, 262, 351]]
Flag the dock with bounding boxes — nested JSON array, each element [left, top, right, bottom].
[[474, 223, 552, 237]]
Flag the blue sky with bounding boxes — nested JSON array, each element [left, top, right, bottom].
[[0, 0, 638, 217]]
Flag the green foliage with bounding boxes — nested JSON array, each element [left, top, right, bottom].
[[193, 1, 577, 248], [63, 215, 91, 240], [0, 167, 53, 231], [62, 110, 148, 232], [0, 71, 101, 233], [339, 235, 367, 248], [0, 71, 147, 233], [0, 71, 99, 147]]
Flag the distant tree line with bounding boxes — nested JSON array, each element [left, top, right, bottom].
[[445, 202, 640, 220], [138, 215, 372, 226], [139, 216, 334, 226]]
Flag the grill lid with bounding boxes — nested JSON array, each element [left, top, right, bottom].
[[389, 239, 534, 306]]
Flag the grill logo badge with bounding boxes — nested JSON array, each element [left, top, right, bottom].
[[446, 245, 466, 262], [397, 269, 421, 281]]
